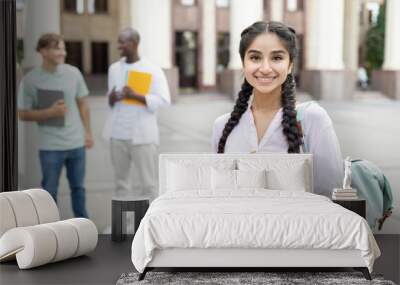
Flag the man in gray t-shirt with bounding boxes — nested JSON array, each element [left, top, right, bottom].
[[18, 33, 93, 218]]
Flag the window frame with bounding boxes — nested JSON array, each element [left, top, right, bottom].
[[88, 0, 109, 15], [63, 0, 85, 15]]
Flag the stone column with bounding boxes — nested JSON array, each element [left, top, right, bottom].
[[129, 0, 178, 100], [382, 0, 400, 71], [200, 0, 217, 90], [343, 0, 360, 71], [301, 0, 354, 100], [269, 0, 284, 22], [22, 0, 60, 69], [220, 0, 263, 98], [372, 0, 400, 99], [19, 0, 61, 189]]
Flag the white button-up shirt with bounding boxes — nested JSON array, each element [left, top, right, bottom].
[[211, 99, 344, 197], [103, 58, 171, 145]]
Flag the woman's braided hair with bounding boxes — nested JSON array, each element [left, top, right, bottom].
[[217, 21, 302, 153]]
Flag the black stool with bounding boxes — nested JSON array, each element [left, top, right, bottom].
[[111, 195, 150, 242]]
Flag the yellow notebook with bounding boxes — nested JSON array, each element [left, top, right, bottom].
[[123, 70, 152, 106]]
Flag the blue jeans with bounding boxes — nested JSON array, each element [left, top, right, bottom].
[[39, 146, 88, 218]]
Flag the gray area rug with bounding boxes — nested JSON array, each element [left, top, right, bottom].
[[116, 271, 396, 285]]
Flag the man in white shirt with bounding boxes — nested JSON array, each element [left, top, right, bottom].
[[105, 28, 171, 199]]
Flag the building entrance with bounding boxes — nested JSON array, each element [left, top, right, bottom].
[[175, 31, 198, 89]]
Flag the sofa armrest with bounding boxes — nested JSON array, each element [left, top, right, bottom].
[[0, 189, 60, 237], [0, 218, 98, 269]]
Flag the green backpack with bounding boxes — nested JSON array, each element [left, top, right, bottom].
[[296, 101, 394, 230]]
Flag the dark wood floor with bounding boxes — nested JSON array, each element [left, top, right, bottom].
[[0, 235, 134, 285], [374, 234, 400, 284], [0, 235, 398, 285]]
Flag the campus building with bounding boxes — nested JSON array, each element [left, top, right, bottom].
[[16, 0, 399, 99]]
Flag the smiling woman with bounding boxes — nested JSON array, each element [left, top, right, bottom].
[[214, 21, 300, 154], [211, 21, 344, 198], [243, 32, 294, 144], [244, 34, 293, 99]]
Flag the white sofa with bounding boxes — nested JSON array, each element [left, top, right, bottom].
[[0, 189, 98, 269]]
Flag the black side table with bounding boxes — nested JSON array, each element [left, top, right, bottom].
[[112, 195, 150, 242], [332, 199, 366, 218]]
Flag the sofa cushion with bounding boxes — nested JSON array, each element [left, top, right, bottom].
[[0, 196, 16, 237], [0, 218, 98, 269], [42, 221, 79, 262], [0, 191, 39, 227], [24, 189, 60, 223], [0, 189, 60, 238]]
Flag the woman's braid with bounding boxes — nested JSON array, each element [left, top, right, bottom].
[[217, 80, 253, 153], [281, 73, 302, 153]]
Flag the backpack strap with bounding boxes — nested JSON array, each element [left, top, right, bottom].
[[296, 101, 316, 153]]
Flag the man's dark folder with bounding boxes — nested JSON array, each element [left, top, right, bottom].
[[36, 89, 65, 127]]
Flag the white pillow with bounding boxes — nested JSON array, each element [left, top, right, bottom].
[[236, 169, 268, 189], [211, 168, 236, 190], [211, 169, 268, 190], [167, 162, 211, 191], [267, 162, 307, 191], [237, 159, 309, 192]]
